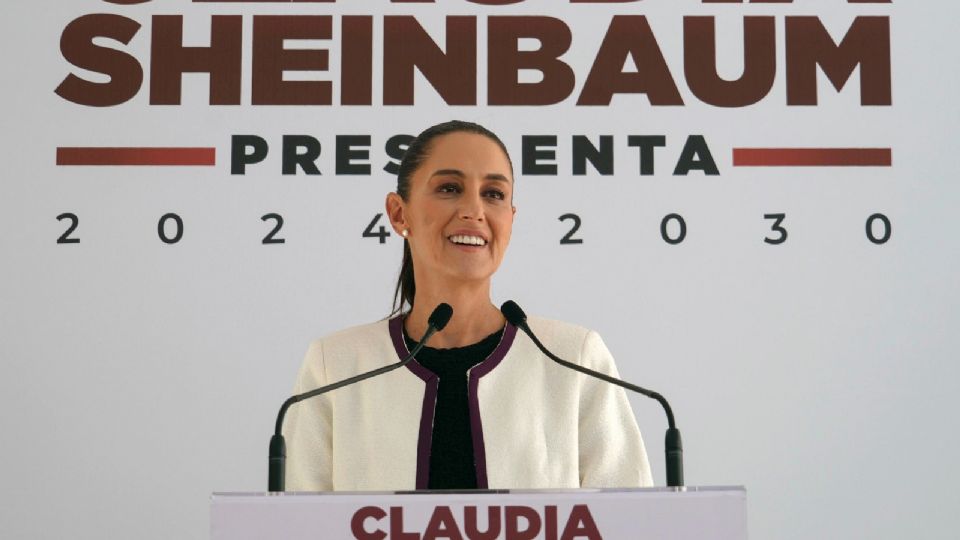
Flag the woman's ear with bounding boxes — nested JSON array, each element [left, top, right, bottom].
[[385, 192, 407, 235]]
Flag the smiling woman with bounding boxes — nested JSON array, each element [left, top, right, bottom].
[[385, 122, 516, 349], [283, 120, 653, 491]]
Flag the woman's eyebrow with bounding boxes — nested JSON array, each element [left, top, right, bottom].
[[429, 169, 465, 179], [429, 169, 511, 182]]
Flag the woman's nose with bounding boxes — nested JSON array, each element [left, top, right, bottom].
[[459, 190, 485, 221]]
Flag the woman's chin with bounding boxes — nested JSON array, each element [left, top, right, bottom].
[[440, 266, 497, 287]]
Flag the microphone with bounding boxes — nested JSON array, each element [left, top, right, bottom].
[[500, 300, 684, 487], [268, 303, 453, 492]]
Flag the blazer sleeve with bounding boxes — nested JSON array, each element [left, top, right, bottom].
[[576, 330, 654, 488], [283, 340, 334, 491]]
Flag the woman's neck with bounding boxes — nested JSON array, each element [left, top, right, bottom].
[[404, 281, 504, 349]]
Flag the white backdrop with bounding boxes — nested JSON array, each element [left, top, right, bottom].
[[2, 1, 959, 539]]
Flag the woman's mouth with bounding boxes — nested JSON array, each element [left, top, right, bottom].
[[448, 234, 487, 247]]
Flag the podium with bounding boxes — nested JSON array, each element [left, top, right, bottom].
[[211, 486, 746, 539]]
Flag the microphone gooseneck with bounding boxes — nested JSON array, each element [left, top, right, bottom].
[[500, 300, 684, 487], [268, 303, 453, 492]]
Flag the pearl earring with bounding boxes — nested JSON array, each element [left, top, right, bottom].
[[401, 229, 409, 238]]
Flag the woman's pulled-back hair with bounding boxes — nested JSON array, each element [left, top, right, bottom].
[[390, 120, 513, 316]]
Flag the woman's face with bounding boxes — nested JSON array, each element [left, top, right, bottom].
[[387, 132, 515, 287]]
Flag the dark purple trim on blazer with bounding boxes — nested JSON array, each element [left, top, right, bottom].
[[467, 322, 517, 488], [388, 315, 518, 490], [389, 316, 437, 490]]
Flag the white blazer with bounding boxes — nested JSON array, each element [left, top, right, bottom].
[[284, 316, 653, 491]]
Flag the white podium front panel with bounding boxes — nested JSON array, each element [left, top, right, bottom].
[[211, 487, 746, 540]]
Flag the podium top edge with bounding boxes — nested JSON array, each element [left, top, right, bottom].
[[212, 486, 746, 498]]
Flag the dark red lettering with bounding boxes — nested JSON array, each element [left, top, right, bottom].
[[150, 15, 242, 105], [785, 16, 891, 105], [252, 16, 332, 105], [578, 16, 683, 106], [684, 16, 776, 107], [351, 506, 387, 540], [544, 506, 558, 540], [390, 506, 421, 540], [488, 17, 575, 105], [383, 16, 477, 105], [342, 16, 374, 105], [464, 506, 501, 540], [504, 506, 540, 540], [55, 14, 142, 107], [560, 505, 602, 540], [422, 506, 464, 540]]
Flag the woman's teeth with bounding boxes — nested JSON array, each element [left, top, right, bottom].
[[449, 235, 487, 246]]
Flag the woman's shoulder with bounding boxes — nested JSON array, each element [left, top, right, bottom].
[[521, 315, 616, 372], [304, 318, 394, 357], [523, 315, 604, 352], [525, 314, 590, 337]]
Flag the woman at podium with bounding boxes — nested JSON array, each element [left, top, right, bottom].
[[284, 121, 652, 491]]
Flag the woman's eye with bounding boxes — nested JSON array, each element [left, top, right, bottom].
[[484, 190, 506, 200], [437, 183, 461, 194]]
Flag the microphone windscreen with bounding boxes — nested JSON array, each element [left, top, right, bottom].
[[500, 300, 527, 327], [428, 303, 454, 331]]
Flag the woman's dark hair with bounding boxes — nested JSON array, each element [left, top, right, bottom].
[[390, 120, 513, 317]]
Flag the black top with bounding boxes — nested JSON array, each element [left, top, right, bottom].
[[403, 326, 504, 489]]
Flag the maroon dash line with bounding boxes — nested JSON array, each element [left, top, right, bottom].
[[733, 148, 892, 167], [56, 147, 216, 166]]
